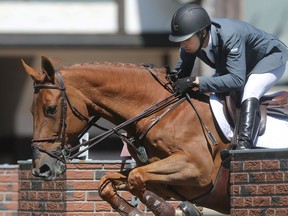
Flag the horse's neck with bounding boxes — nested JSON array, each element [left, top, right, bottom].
[[64, 65, 167, 123]]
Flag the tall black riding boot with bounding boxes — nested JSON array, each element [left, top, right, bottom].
[[236, 97, 261, 150]]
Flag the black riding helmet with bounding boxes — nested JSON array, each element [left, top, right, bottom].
[[169, 4, 211, 43]]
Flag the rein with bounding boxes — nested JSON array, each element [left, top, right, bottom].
[[66, 95, 184, 160], [32, 66, 216, 163], [32, 68, 184, 162]]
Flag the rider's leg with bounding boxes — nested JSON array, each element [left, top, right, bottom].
[[236, 64, 285, 150], [236, 97, 260, 149]]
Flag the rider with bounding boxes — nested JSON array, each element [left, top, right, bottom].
[[169, 4, 288, 150]]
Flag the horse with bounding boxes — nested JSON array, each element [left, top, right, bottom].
[[22, 56, 233, 216]]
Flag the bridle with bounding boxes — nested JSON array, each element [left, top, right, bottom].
[[31, 66, 217, 164], [31, 68, 182, 163], [32, 70, 88, 163]]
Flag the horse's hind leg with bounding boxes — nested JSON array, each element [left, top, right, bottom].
[[98, 171, 144, 216]]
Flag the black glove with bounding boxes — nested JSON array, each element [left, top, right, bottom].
[[173, 76, 197, 95]]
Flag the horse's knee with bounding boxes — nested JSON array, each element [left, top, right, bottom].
[[127, 168, 145, 195], [98, 175, 115, 200]]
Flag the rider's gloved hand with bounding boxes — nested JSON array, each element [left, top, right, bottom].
[[173, 76, 198, 95]]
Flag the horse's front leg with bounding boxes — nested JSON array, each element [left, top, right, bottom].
[[127, 153, 213, 216], [98, 171, 144, 216]]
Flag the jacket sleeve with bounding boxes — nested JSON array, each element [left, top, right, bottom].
[[199, 34, 247, 93], [174, 48, 197, 78]]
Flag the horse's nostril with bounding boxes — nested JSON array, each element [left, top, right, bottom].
[[39, 164, 50, 174]]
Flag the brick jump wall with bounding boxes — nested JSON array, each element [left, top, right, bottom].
[[2, 149, 287, 215], [0, 164, 18, 216], [18, 159, 180, 216], [230, 149, 288, 216]]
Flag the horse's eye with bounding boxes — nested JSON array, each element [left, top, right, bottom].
[[45, 105, 57, 117]]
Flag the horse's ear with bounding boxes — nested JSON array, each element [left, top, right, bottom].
[[21, 59, 45, 83], [41, 56, 55, 83]]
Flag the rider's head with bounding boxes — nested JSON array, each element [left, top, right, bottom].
[[169, 4, 211, 43]]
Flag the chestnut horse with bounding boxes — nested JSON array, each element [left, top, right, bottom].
[[22, 56, 230, 216]]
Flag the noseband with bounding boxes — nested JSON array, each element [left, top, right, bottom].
[[32, 70, 88, 163]]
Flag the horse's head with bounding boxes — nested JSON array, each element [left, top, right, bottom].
[[22, 56, 89, 180]]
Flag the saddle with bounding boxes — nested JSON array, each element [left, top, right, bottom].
[[223, 91, 288, 145]]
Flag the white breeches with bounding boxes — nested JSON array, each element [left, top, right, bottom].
[[241, 64, 286, 102]]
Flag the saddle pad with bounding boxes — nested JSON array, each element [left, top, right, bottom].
[[210, 93, 288, 149]]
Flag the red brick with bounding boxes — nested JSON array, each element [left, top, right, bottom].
[[244, 161, 261, 171], [95, 201, 113, 211], [67, 163, 102, 169], [275, 208, 288, 215], [66, 214, 103, 216], [262, 160, 280, 170], [66, 202, 95, 212], [266, 171, 284, 182], [66, 170, 94, 180], [0, 183, 19, 192], [66, 191, 86, 201], [266, 208, 276, 215], [45, 202, 66, 211], [42, 181, 55, 190], [0, 202, 18, 211], [55, 181, 66, 190], [241, 185, 257, 195], [231, 161, 244, 172], [48, 192, 63, 200], [248, 209, 262, 216], [276, 184, 288, 194], [253, 197, 271, 207], [231, 197, 244, 207], [277, 196, 288, 207], [67, 180, 98, 190], [103, 164, 122, 170], [18, 213, 31, 216], [5, 193, 18, 201], [284, 171, 288, 181], [258, 184, 275, 195], [231, 173, 249, 183], [37, 192, 49, 200], [249, 172, 266, 183], [0, 174, 18, 182], [19, 191, 27, 200], [231, 185, 240, 196], [230, 209, 248, 216], [27, 191, 37, 200], [243, 197, 253, 207], [19, 201, 38, 211]]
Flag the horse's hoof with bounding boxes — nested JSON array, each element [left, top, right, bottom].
[[178, 201, 203, 216]]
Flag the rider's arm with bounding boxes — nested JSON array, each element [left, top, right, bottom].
[[197, 34, 246, 93]]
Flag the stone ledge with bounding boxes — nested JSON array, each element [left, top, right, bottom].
[[229, 149, 288, 160]]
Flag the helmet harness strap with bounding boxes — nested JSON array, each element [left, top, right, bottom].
[[196, 27, 209, 54]]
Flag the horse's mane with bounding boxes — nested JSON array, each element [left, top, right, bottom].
[[60, 61, 148, 70]]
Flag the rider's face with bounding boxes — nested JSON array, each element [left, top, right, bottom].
[[180, 34, 200, 54]]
